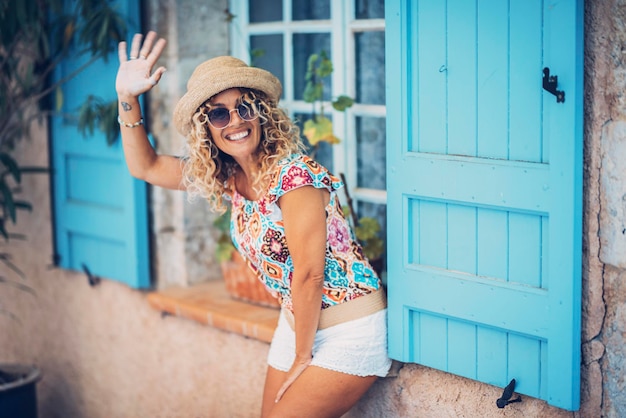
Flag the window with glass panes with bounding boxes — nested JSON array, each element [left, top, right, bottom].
[[229, 0, 387, 273]]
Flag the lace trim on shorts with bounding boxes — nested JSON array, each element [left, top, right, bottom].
[[267, 309, 392, 377]]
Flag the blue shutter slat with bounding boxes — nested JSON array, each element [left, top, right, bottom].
[[386, 0, 583, 410], [509, 1, 543, 162], [508, 213, 541, 285], [508, 335, 542, 398], [476, 328, 507, 384], [447, 321, 476, 377], [447, 206, 477, 273], [544, 0, 585, 408], [51, 0, 149, 288], [447, 1, 478, 158]]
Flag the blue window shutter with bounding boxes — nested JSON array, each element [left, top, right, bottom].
[[385, 0, 583, 411], [50, 0, 150, 288]]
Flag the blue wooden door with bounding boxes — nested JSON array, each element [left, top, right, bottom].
[[386, 0, 583, 411], [50, 0, 150, 288]]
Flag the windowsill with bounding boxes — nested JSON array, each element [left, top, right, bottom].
[[146, 280, 280, 343]]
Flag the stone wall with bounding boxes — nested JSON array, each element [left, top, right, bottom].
[[143, 0, 231, 288], [584, 1, 626, 417]]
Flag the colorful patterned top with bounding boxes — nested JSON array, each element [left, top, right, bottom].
[[229, 154, 382, 312]]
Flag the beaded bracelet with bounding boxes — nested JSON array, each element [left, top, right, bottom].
[[117, 115, 144, 128]]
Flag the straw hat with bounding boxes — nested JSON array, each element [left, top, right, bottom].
[[173, 56, 282, 136]]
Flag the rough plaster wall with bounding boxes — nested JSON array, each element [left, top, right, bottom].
[[346, 364, 577, 418], [0, 124, 270, 418], [580, 2, 608, 418], [144, 0, 231, 288], [585, 0, 626, 417]]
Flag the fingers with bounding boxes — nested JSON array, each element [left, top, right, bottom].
[[147, 37, 167, 62], [116, 32, 167, 95], [125, 31, 166, 63], [274, 370, 299, 401], [118, 41, 128, 63], [274, 361, 310, 403], [150, 67, 167, 85], [274, 381, 291, 403], [129, 33, 143, 59], [139, 31, 157, 59], [140, 31, 166, 64]]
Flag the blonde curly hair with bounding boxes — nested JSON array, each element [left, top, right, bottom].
[[182, 88, 305, 213]]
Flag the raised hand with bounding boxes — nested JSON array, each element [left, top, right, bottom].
[[116, 31, 167, 98]]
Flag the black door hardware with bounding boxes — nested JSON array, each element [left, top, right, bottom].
[[542, 67, 565, 103], [496, 378, 522, 408]]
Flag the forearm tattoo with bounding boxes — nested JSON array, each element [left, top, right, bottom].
[[121, 102, 132, 111]]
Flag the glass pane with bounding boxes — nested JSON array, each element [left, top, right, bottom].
[[293, 33, 331, 101], [294, 112, 334, 172], [356, 201, 387, 278], [356, 116, 386, 190], [355, 31, 385, 105], [249, 0, 283, 23], [292, 0, 330, 20], [355, 0, 385, 19], [250, 35, 284, 99]]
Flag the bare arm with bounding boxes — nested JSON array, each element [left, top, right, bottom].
[[116, 31, 184, 190], [274, 185, 330, 402]]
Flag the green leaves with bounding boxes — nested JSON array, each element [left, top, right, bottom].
[[303, 116, 340, 146], [332, 95, 354, 111], [0, 152, 46, 240], [77, 95, 119, 145], [342, 206, 384, 263], [212, 207, 232, 233], [0, 153, 21, 184], [299, 51, 384, 268], [215, 238, 236, 263], [78, 2, 126, 61], [303, 51, 333, 104], [213, 208, 236, 263], [355, 217, 384, 261], [301, 51, 354, 151], [0, 0, 128, 152], [0, 0, 126, 315]]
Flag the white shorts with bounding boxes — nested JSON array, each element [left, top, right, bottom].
[[267, 308, 392, 377]]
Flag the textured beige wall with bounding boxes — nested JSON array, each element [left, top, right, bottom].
[[1, 0, 623, 417], [1, 122, 269, 418], [584, 1, 626, 417]]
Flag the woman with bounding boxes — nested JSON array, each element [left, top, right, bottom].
[[115, 31, 391, 418]]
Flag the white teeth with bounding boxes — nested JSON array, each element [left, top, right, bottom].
[[227, 131, 249, 141]]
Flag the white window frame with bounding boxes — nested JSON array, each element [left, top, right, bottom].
[[229, 1, 387, 209]]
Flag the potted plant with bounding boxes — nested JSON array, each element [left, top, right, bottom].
[[0, 1, 126, 415], [213, 208, 280, 308]]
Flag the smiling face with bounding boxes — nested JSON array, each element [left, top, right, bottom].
[[206, 88, 262, 168]]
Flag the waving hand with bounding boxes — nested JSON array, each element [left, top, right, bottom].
[[116, 31, 167, 98]]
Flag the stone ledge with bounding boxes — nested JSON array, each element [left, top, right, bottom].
[[147, 280, 280, 343]]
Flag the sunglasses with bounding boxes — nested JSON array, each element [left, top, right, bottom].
[[207, 100, 258, 129]]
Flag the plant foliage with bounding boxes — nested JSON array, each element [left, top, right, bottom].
[[0, 0, 126, 152], [0, 151, 45, 319], [301, 52, 383, 268], [301, 51, 354, 150], [0, 0, 127, 317], [213, 207, 236, 263]]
